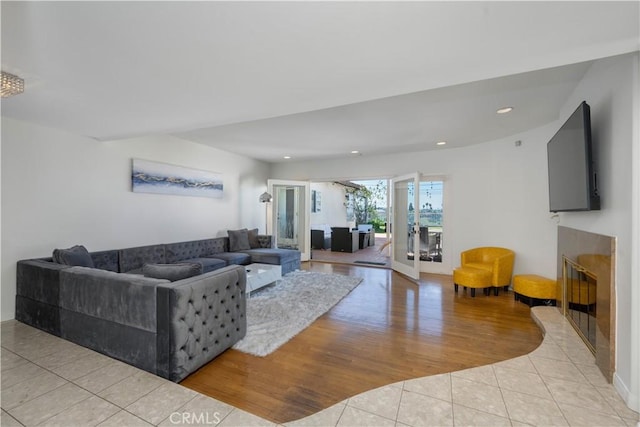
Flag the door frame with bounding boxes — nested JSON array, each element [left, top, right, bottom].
[[391, 173, 421, 280], [267, 179, 311, 261]]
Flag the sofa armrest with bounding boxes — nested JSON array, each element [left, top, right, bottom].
[[17, 259, 69, 305], [59, 267, 168, 332], [156, 265, 247, 382], [492, 252, 515, 287], [16, 259, 72, 334]]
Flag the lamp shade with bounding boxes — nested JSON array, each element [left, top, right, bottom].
[[259, 192, 272, 203], [1, 71, 24, 98]]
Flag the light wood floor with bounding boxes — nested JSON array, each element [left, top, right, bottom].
[[180, 262, 543, 424]]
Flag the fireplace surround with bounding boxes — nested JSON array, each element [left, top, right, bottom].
[[556, 226, 615, 382]]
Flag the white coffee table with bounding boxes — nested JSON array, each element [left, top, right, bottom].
[[245, 263, 282, 295]]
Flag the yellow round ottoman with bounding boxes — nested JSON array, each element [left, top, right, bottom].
[[513, 274, 557, 307], [453, 267, 492, 297]]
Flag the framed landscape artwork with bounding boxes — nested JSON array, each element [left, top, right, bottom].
[[131, 159, 223, 199]]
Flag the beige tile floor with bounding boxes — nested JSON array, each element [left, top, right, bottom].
[[2, 307, 638, 427]]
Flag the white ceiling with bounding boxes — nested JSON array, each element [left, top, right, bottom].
[[2, 2, 638, 163]]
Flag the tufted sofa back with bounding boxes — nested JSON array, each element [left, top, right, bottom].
[[165, 238, 227, 264], [119, 244, 166, 273], [89, 250, 120, 272]]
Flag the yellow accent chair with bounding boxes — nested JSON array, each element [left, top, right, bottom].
[[454, 247, 515, 297]]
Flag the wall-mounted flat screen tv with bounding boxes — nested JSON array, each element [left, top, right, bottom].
[[547, 101, 600, 213]]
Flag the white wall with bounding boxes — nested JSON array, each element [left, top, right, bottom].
[[271, 124, 560, 279], [553, 53, 638, 410], [270, 52, 639, 411], [1, 117, 269, 321], [310, 181, 348, 228]]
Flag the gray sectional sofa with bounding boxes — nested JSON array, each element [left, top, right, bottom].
[[15, 234, 301, 382], [118, 234, 300, 277]]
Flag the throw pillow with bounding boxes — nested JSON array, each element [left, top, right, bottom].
[[247, 228, 260, 249], [52, 245, 95, 268], [228, 229, 251, 252], [142, 263, 202, 282]]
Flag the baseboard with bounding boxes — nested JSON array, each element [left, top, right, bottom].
[[613, 371, 640, 413]]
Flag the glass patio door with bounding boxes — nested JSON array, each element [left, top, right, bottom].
[[276, 186, 299, 248], [267, 179, 310, 261], [391, 173, 420, 280], [418, 179, 448, 274]]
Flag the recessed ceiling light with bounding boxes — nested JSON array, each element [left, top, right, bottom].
[[283, 156, 291, 159], [436, 141, 447, 146], [496, 106, 513, 114], [351, 150, 359, 154]]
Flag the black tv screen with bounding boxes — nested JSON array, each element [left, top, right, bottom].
[[547, 101, 600, 213]]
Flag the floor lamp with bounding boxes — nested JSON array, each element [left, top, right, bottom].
[[259, 191, 272, 234]]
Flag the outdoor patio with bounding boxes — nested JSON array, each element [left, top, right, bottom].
[[310, 234, 391, 268]]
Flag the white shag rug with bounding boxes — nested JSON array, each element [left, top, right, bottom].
[[232, 270, 363, 357]]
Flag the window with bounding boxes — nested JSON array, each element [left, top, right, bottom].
[[311, 190, 321, 213], [418, 180, 443, 263]]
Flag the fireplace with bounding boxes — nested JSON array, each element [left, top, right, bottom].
[[563, 256, 598, 352], [557, 226, 615, 382]]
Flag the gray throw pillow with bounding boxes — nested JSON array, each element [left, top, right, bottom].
[[228, 229, 251, 252], [53, 245, 94, 268], [143, 263, 202, 282], [247, 228, 260, 249]]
